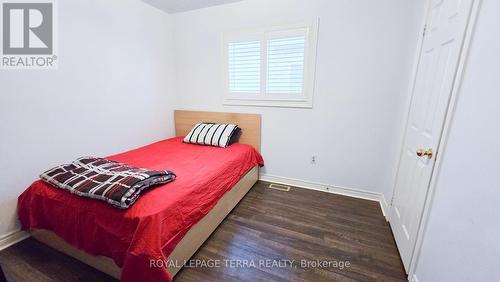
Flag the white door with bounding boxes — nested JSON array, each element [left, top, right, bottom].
[[389, 0, 474, 271]]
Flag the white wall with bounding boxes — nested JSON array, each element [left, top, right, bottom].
[[0, 0, 175, 239], [413, 1, 500, 281], [172, 0, 425, 201]]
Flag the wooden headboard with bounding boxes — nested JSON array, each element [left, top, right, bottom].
[[174, 110, 261, 152]]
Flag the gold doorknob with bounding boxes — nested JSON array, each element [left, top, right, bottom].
[[416, 148, 433, 159]]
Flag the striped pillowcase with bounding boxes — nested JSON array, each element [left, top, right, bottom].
[[183, 123, 240, 148]]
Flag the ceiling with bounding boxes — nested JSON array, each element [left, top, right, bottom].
[[141, 0, 244, 14]]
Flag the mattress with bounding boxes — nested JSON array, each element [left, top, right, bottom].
[[18, 137, 264, 281]]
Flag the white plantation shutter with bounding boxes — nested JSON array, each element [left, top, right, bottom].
[[266, 35, 305, 94], [228, 41, 261, 93], [223, 20, 318, 108]]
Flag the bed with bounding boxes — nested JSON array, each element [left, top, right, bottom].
[[17, 110, 263, 281]]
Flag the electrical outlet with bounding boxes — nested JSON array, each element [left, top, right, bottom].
[[311, 155, 318, 165]]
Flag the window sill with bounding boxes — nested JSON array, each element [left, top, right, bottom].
[[223, 98, 313, 109]]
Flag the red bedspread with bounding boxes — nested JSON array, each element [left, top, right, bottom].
[[18, 137, 264, 282]]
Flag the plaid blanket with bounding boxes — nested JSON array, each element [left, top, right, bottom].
[[40, 157, 176, 209]]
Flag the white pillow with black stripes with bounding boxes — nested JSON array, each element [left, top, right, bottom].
[[183, 123, 240, 148]]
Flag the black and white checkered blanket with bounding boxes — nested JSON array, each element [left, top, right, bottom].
[[40, 157, 176, 209]]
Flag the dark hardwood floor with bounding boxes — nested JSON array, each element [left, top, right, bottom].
[[0, 181, 406, 282]]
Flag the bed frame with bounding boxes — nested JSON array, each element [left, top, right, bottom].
[[31, 110, 261, 279]]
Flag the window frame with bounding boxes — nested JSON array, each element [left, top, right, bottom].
[[222, 19, 319, 108]]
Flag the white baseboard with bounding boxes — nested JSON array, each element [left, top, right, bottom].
[[0, 230, 30, 251], [260, 174, 389, 220], [379, 193, 389, 219], [410, 274, 419, 282]]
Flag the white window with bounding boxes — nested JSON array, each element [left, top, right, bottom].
[[228, 40, 261, 94], [223, 20, 318, 108]]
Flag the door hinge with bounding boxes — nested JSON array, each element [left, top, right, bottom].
[[422, 25, 427, 37]]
